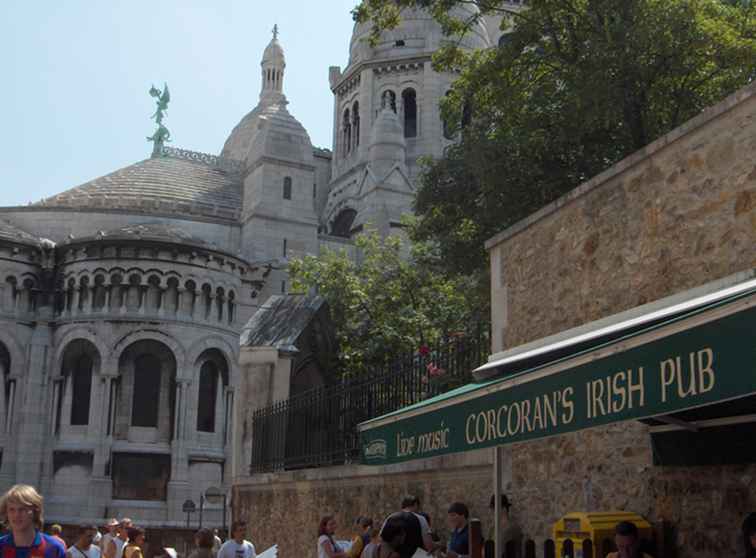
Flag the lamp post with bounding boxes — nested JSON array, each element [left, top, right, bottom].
[[204, 486, 226, 537]]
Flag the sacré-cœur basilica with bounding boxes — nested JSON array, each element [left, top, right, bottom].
[[0, 6, 515, 527]]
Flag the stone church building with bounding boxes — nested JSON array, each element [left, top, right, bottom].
[[0, 6, 510, 527]]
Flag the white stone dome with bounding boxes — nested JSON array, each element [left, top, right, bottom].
[[262, 37, 285, 66], [349, 6, 490, 66], [221, 102, 314, 167]]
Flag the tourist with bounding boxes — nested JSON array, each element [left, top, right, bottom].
[[742, 513, 756, 558], [374, 520, 405, 558], [446, 502, 471, 558], [489, 494, 522, 555], [122, 528, 145, 558], [381, 496, 436, 558], [605, 521, 653, 558], [347, 517, 372, 558], [105, 519, 131, 558], [189, 529, 215, 558], [0, 484, 66, 558], [360, 528, 380, 558], [317, 516, 345, 558], [212, 529, 222, 554], [66, 525, 101, 558], [50, 525, 66, 549], [218, 521, 255, 558], [100, 520, 118, 554]]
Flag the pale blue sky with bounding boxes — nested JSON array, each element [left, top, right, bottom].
[[0, 1, 358, 206]]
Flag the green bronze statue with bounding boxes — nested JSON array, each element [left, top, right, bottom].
[[147, 83, 171, 156]]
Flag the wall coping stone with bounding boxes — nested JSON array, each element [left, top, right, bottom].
[[234, 446, 492, 487], [484, 81, 756, 251]]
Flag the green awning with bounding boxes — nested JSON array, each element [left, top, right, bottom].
[[359, 277, 756, 465]]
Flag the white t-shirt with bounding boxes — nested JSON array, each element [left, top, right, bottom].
[[318, 535, 340, 558], [218, 539, 256, 558], [68, 545, 103, 558]]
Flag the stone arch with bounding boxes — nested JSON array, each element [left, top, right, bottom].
[[402, 87, 418, 138], [111, 330, 186, 371], [54, 327, 109, 372], [186, 336, 237, 384], [342, 108, 352, 156], [58, 339, 102, 428], [115, 338, 178, 442], [0, 329, 25, 377], [194, 348, 230, 434], [380, 89, 397, 113], [352, 101, 361, 150], [331, 208, 358, 238]]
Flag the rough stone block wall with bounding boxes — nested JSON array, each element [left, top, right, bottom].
[[484, 84, 756, 558], [489, 84, 756, 353], [234, 451, 499, 558]]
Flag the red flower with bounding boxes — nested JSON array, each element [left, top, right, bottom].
[[418, 345, 430, 356]]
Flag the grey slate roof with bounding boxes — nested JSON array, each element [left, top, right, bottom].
[[36, 155, 242, 222], [69, 223, 213, 249], [0, 218, 41, 247], [240, 294, 326, 352]]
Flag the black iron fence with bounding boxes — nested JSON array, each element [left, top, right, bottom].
[[250, 329, 488, 473]]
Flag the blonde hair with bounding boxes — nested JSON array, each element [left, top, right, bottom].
[[0, 484, 44, 529]]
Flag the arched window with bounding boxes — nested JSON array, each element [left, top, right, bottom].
[[343, 109, 352, 156], [283, 176, 292, 200], [352, 102, 360, 149], [382, 90, 397, 113], [197, 361, 219, 432], [70, 354, 93, 425], [331, 208, 357, 238], [402, 89, 417, 138], [196, 351, 229, 434], [132, 354, 161, 427]]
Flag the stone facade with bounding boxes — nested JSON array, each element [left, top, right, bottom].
[[482, 82, 756, 558], [0, 6, 507, 530]]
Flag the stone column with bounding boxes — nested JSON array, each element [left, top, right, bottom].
[[0, 363, 6, 434], [233, 347, 293, 481], [60, 375, 73, 430], [49, 378, 61, 435], [5, 380, 15, 434], [14, 321, 53, 486], [104, 283, 112, 313], [214, 376, 224, 443], [71, 287, 81, 316]]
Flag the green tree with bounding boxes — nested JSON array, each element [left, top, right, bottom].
[[355, 0, 756, 275], [288, 229, 485, 376]]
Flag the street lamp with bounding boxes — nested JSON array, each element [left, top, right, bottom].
[[203, 486, 227, 537]]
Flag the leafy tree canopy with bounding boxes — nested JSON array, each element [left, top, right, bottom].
[[289, 229, 486, 376], [354, 0, 756, 275]]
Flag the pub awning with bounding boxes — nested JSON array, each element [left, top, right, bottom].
[[359, 273, 756, 465]]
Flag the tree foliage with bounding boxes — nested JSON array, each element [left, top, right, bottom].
[[288, 229, 485, 376], [355, 0, 756, 275]]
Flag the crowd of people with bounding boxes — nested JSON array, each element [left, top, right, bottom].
[[315, 494, 750, 558], [0, 485, 256, 558], [316, 496, 520, 558], [2, 484, 756, 558]]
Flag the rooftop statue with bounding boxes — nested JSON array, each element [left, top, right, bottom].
[[147, 83, 171, 156]]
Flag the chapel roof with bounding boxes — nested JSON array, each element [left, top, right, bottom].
[[240, 293, 327, 352], [36, 151, 243, 222], [0, 218, 41, 247], [69, 222, 213, 249]]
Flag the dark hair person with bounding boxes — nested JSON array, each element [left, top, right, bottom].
[[318, 515, 346, 558], [123, 528, 145, 558], [743, 513, 756, 558], [189, 528, 215, 558]]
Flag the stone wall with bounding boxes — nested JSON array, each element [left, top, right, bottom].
[[483, 82, 756, 558], [233, 449, 498, 558]]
